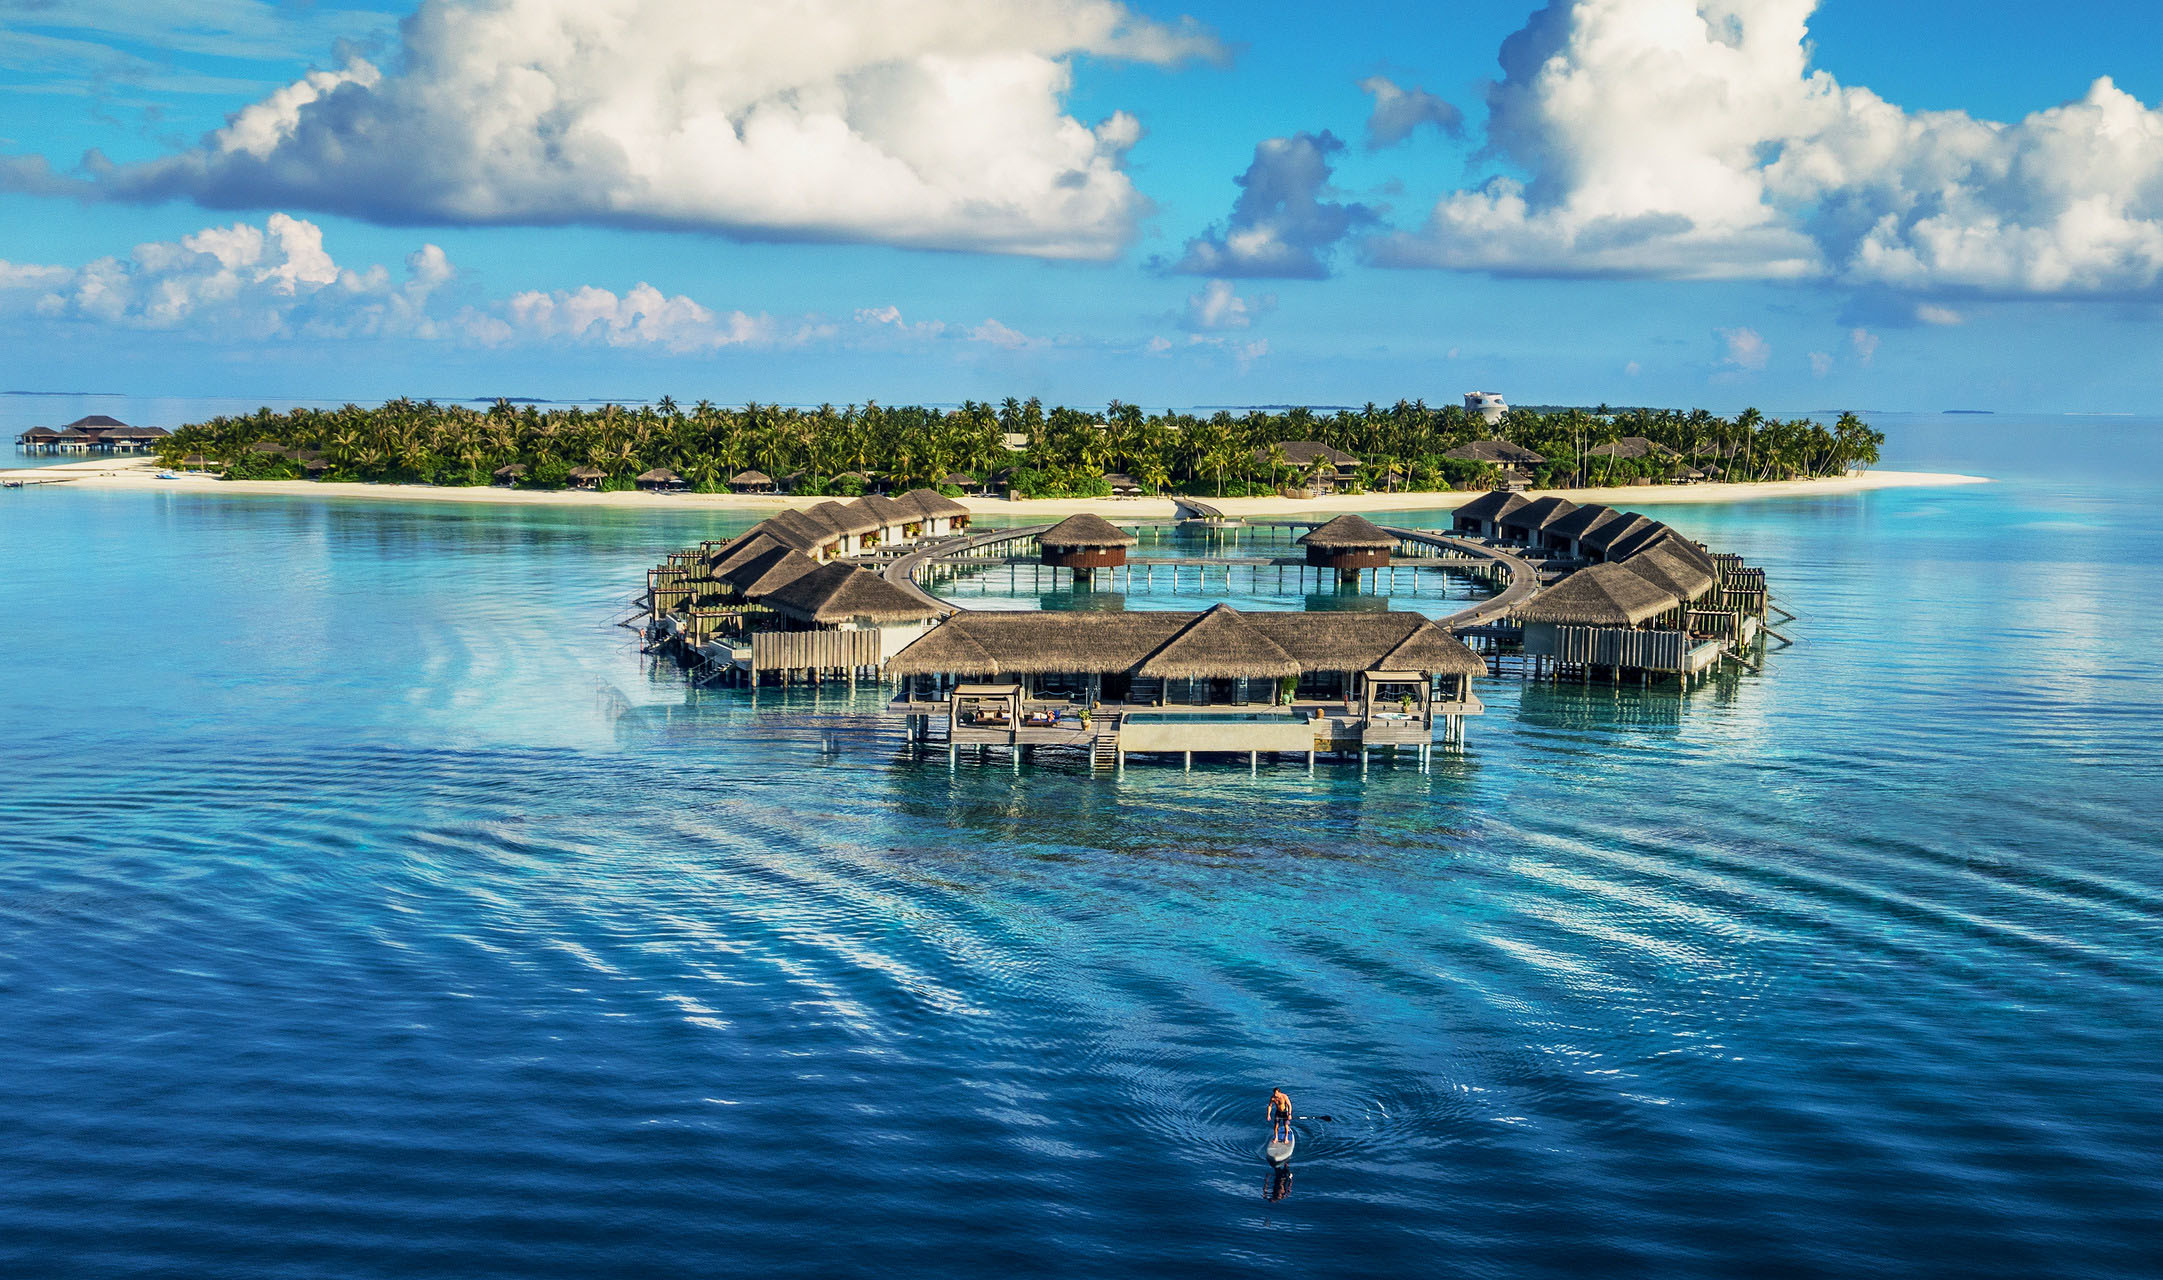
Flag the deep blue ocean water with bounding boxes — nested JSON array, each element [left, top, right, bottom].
[[4, 414, 2161, 1277]]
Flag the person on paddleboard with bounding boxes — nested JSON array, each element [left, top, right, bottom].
[[1268, 1088, 1293, 1143]]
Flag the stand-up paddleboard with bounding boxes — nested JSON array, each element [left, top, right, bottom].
[[1265, 1130, 1295, 1165]]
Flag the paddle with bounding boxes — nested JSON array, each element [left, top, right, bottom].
[[1295, 1115, 1334, 1122]]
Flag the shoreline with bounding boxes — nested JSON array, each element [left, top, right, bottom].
[[2, 458, 1988, 517]]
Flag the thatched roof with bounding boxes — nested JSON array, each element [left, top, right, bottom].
[[17, 427, 60, 440], [727, 546, 823, 598], [1618, 541, 1715, 602], [568, 465, 605, 479], [1452, 490, 1530, 523], [1039, 513, 1139, 549], [636, 468, 683, 485], [66, 415, 128, 429], [492, 463, 527, 478], [1603, 519, 1674, 561], [1443, 439, 1546, 465], [762, 563, 946, 624], [889, 607, 1484, 679], [760, 509, 836, 550], [807, 499, 880, 536], [1544, 502, 1620, 542], [729, 469, 773, 487], [884, 620, 1001, 674], [944, 473, 976, 487], [1582, 512, 1657, 553], [1516, 562, 1678, 626], [1137, 604, 1300, 679], [1631, 529, 1717, 578], [895, 487, 970, 520], [1499, 495, 1578, 531], [708, 530, 792, 575], [849, 493, 913, 526], [1298, 513, 1397, 550], [1376, 623, 1488, 677]]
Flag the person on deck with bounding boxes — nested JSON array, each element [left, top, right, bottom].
[[1268, 1088, 1293, 1143]]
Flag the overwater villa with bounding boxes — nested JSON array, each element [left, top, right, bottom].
[[1297, 513, 1397, 579], [1038, 513, 1138, 570], [17, 417, 170, 454], [886, 604, 1484, 769], [637, 487, 1777, 772]]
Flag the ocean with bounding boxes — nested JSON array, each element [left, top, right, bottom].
[[3, 411, 2159, 1277]]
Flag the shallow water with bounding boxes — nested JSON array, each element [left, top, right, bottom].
[[3, 417, 2160, 1277]]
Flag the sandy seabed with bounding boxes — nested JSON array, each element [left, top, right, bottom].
[[3, 457, 1988, 519]]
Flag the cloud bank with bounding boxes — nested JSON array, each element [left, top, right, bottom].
[[10, 0, 1221, 260], [1372, 0, 2163, 297], [0, 214, 1095, 355]]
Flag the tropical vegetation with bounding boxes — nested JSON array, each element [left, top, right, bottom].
[[159, 397, 1884, 496]]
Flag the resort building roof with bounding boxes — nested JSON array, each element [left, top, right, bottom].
[[889, 608, 1483, 679], [1503, 495, 1579, 530], [567, 465, 606, 480], [1515, 561, 1678, 626], [1581, 512, 1658, 553], [808, 500, 880, 536], [894, 487, 971, 520], [760, 509, 833, 551], [1621, 541, 1716, 601], [1544, 502, 1620, 541], [1453, 490, 1531, 523], [728, 546, 824, 598], [1443, 439, 1547, 465], [1604, 519, 1686, 562], [709, 531, 794, 575], [1136, 604, 1300, 680], [849, 493, 914, 525], [1298, 513, 1398, 550], [763, 563, 947, 625], [1039, 513, 1139, 549], [493, 463, 527, 478], [1629, 529, 1717, 577], [729, 469, 774, 487], [65, 415, 128, 429]]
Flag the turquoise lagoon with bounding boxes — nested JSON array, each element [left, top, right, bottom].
[[2, 412, 2160, 1277]]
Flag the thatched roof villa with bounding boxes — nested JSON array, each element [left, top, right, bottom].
[[1038, 513, 1139, 569], [1497, 495, 1578, 544], [1298, 513, 1397, 572], [729, 469, 777, 493], [1451, 490, 1530, 538]]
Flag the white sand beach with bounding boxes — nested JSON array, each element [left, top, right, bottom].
[[3, 457, 1987, 518]]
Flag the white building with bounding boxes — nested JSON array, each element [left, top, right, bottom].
[[1465, 392, 1508, 425]]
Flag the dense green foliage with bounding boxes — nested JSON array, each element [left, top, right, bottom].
[[157, 397, 1884, 496]]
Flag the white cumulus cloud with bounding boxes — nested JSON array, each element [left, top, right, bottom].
[[15, 0, 1222, 260], [1371, 0, 2163, 297], [1719, 326, 1770, 370], [0, 212, 800, 350], [1181, 279, 1271, 330]]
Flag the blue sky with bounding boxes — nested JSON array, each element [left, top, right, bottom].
[[3, 0, 2161, 412]]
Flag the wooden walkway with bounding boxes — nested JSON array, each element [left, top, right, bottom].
[[877, 519, 1548, 633]]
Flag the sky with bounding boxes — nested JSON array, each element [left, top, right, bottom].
[[3, 0, 2162, 413]]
